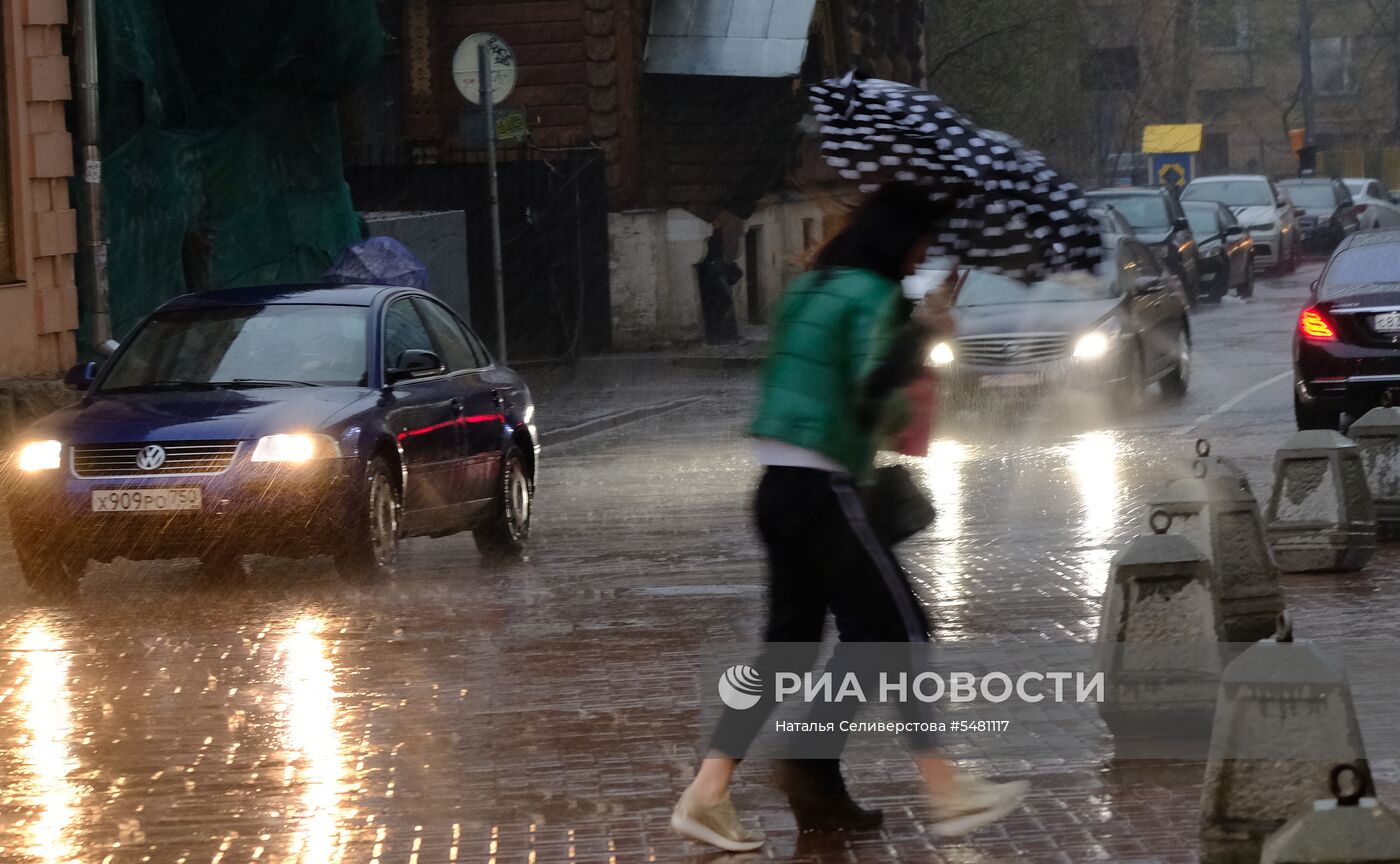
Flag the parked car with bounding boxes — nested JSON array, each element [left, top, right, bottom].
[[1088, 206, 1136, 248], [5, 283, 539, 596], [932, 233, 1191, 408], [1293, 228, 1400, 429], [1343, 178, 1400, 229], [1183, 201, 1255, 302], [1182, 174, 1301, 273], [1278, 178, 1360, 254], [1085, 187, 1202, 305]]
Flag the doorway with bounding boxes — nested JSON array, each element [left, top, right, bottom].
[[745, 226, 765, 324]]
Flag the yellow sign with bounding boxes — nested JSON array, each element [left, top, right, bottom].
[[1143, 124, 1204, 154]]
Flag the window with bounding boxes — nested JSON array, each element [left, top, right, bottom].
[[383, 299, 436, 373], [1198, 0, 1250, 49], [413, 298, 480, 371], [1313, 37, 1356, 95], [99, 305, 369, 390]]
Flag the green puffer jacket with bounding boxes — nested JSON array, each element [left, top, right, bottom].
[[750, 267, 911, 479]]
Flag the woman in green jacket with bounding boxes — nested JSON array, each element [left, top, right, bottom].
[[671, 183, 1028, 851]]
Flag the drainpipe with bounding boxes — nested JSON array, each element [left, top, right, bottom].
[[73, 0, 111, 348]]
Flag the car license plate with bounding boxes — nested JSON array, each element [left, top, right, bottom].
[[981, 373, 1041, 389], [91, 487, 202, 513], [1375, 312, 1400, 332]]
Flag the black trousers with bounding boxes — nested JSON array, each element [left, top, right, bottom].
[[708, 466, 937, 758]]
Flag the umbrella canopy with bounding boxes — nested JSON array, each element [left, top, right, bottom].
[[808, 73, 1102, 281], [323, 236, 430, 290]]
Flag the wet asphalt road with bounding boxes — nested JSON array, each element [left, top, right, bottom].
[[1, 261, 1392, 863]]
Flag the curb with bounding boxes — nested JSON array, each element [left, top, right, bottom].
[[669, 355, 763, 370], [543, 397, 707, 447]]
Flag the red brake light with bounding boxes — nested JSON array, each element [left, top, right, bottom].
[[1300, 307, 1337, 341], [1355, 203, 1369, 214]]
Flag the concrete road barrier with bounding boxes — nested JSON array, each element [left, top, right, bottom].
[[1267, 430, 1376, 573]]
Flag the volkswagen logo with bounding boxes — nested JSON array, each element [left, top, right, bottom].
[[135, 445, 167, 471]]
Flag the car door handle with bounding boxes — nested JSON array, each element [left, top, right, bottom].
[[491, 390, 505, 408]]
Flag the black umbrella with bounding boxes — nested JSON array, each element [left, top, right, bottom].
[[808, 72, 1102, 281]]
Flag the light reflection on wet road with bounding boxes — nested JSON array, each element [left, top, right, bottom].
[[3, 264, 1390, 863]]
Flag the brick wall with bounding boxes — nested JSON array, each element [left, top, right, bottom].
[[0, 0, 77, 378]]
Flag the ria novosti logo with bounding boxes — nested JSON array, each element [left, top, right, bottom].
[[717, 665, 764, 710]]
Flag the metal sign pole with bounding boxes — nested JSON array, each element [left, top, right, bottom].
[[480, 43, 507, 363]]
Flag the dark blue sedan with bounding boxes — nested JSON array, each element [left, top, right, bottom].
[[6, 283, 539, 596]]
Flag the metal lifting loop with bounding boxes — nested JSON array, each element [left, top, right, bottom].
[[1330, 762, 1367, 807], [1149, 510, 1172, 535]]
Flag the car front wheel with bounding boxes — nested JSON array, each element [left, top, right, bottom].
[[335, 456, 400, 583], [1160, 330, 1191, 401], [16, 541, 84, 600], [474, 446, 532, 563]]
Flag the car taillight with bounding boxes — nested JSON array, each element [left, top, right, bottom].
[[1300, 307, 1337, 341], [1355, 203, 1369, 214]]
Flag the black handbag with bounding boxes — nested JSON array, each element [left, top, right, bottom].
[[862, 465, 936, 546]]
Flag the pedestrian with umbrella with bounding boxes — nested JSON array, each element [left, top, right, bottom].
[[669, 74, 1101, 852]]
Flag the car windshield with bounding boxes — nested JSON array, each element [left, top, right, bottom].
[[99, 304, 368, 392], [1184, 206, 1219, 237], [956, 268, 1118, 306], [1320, 244, 1400, 298], [1182, 180, 1272, 207], [1085, 194, 1170, 232], [1281, 183, 1338, 209]]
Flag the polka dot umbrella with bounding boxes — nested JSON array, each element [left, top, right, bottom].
[[809, 72, 1102, 282]]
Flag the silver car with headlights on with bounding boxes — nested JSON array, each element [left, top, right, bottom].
[[932, 236, 1192, 410]]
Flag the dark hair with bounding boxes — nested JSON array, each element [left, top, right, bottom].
[[814, 182, 948, 281]]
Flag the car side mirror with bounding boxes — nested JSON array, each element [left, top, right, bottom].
[[63, 361, 97, 391], [1224, 225, 1245, 237], [1174, 217, 1191, 232], [1133, 274, 1164, 294], [387, 349, 443, 383], [1295, 208, 1306, 218]]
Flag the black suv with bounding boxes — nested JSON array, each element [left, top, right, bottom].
[[1086, 187, 1202, 305]]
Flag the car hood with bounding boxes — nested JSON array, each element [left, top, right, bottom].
[[26, 387, 377, 444], [1230, 205, 1276, 227], [953, 299, 1120, 338]]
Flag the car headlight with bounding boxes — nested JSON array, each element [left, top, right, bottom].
[[1250, 222, 1276, 232], [16, 439, 62, 472], [1073, 332, 1111, 360], [930, 342, 955, 366], [250, 433, 340, 464]]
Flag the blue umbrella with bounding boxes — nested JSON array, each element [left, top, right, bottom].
[[323, 237, 430, 290]]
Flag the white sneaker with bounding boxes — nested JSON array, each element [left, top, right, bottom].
[[929, 772, 1029, 837], [671, 784, 766, 852]]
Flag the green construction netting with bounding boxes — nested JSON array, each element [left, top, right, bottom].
[[84, 0, 384, 344]]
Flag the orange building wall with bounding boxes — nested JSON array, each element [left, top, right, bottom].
[[0, 0, 77, 379]]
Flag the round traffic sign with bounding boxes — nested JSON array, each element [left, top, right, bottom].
[[452, 33, 517, 105]]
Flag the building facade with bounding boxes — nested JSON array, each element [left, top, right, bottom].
[[341, 0, 926, 354], [0, 0, 78, 378], [1083, 0, 1400, 182]]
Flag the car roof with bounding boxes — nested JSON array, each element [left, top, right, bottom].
[[158, 283, 419, 312], [1340, 227, 1400, 251], [1086, 187, 1162, 196], [1187, 175, 1270, 183]]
